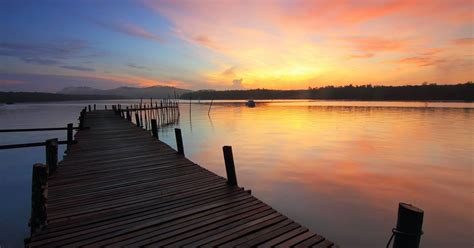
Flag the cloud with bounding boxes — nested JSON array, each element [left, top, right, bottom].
[[452, 38, 474, 46], [232, 78, 244, 89], [60, 65, 95, 71], [93, 19, 164, 42], [344, 37, 408, 52], [221, 66, 237, 77], [397, 56, 446, 67], [350, 53, 375, 59], [0, 40, 99, 65], [126, 63, 149, 70]]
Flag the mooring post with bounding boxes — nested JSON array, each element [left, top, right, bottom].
[[151, 119, 158, 139], [29, 163, 48, 234], [88, 105, 91, 112], [175, 128, 184, 155], [389, 202, 424, 248], [135, 113, 140, 127], [45, 138, 58, 175], [66, 123, 73, 151], [105, 105, 107, 110], [93, 104, 96, 111], [222, 146, 238, 186]]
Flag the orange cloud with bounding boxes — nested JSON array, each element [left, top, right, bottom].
[[144, 0, 473, 88], [452, 38, 474, 46]]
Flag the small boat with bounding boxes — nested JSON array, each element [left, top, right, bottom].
[[246, 100, 256, 107]]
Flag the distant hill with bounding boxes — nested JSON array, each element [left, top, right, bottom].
[[0, 92, 124, 103], [58, 85, 191, 99], [181, 83, 474, 101]]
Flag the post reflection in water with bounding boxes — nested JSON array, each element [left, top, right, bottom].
[[158, 101, 473, 248]]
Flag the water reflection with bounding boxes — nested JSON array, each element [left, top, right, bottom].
[[0, 100, 472, 247]]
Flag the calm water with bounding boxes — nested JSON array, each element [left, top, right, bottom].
[[0, 100, 472, 247]]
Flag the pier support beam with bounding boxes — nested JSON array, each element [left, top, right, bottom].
[[222, 146, 238, 186], [175, 128, 184, 155], [45, 138, 58, 175]]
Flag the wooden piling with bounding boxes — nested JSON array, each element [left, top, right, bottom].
[[29, 163, 48, 234], [392, 203, 424, 248], [175, 128, 184, 155], [222, 146, 238, 186], [45, 138, 58, 175], [135, 113, 140, 127], [93, 104, 96, 111], [151, 119, 158, 139], [66, 123, 73, 151], [88, 105, 91, 112]]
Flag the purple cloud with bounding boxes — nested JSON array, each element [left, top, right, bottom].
[[60, 65, 95, 71], [93, 20, 164, 42]]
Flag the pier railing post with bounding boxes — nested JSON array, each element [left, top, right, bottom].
[[67, 123, 73, 151], [175, 128, 184, 155], [222, 146, 238, 186], [45, 138, 58, 175], [389, 203, 424, 248], [29, 163, 48, 234], [135, 113, 140, 127], [151, 119, 158, 139]]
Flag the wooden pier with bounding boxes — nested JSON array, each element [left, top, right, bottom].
[[26, 109, 336, 247]]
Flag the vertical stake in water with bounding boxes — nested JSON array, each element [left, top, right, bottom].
[[175, 128, 184, 155], [222, 146, 238, 186], [45, 138, 58, 175]]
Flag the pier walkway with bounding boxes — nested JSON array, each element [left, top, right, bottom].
[[27, 110, 335, 247]]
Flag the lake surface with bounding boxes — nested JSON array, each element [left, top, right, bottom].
[[0, 100, 472, 247]]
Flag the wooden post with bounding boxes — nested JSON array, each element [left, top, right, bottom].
[[135, 113, 140, 127], [93, 104, 96, 111], [175, 128, 184, 155], [66, 123, 73, 151], [391, 203, 424, 248], [222, 146, 238, 186], [105, 105, 107, 110], [151, 119, 158, 139], [45, 138, 58, 175], [29, 163, 48, 234], [88, 105, 91, 112], [79, 110, 84, 129]]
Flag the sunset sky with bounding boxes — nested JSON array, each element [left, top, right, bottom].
[[0, 0, 473, 92]]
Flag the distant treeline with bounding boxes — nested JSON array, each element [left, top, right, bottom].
[[181, 83, 474, 101], [0, 92, 124, 103]]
